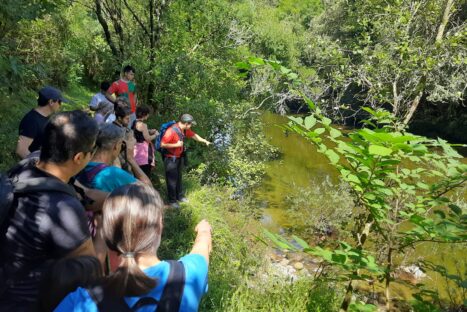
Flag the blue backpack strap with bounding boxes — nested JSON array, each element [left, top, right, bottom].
[[170, 125, 185, 141], [77, 163, 108, 186]]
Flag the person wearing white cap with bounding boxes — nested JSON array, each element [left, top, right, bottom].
[[161, 114, 211, 208]]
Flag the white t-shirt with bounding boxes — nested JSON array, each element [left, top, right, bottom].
[[89, 92, 112, 111]]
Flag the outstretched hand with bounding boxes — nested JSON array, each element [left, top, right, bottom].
[[195, 219, 212, 234]]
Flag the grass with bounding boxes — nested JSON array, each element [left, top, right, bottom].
[[161, 177, 342, 311]]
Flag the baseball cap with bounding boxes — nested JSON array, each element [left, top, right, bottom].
[[180, 113, 196, 125], [38, 86, 69, 103]]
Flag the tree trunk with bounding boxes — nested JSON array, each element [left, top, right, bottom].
[[403, 0, 454, 125], [385, 247, 393, 310], [340, 219, 374, 311], [146, 0, 157, 110], [436, 0, 454, 43], [95, 0, 120, 59], [146, 0, 170, 112], [403, 90, 423, 125]]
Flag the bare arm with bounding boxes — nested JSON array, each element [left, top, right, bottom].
[[192, 134, 211, 146], [190, 220, 212, 264], [136, 121, 157, 142], [16, 136, 33, 159]]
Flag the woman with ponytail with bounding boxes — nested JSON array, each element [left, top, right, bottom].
[[54, 183, 212, 311]]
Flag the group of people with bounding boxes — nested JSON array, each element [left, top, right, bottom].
[[0, 65, 213, 311]]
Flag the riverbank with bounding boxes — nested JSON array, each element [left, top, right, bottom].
[[0, 86, 341, 310]]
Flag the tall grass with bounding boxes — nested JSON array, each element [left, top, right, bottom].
[[160, 178, 342, 311]]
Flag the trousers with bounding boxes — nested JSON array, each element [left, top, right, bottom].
[[164, 156, 183, 203]]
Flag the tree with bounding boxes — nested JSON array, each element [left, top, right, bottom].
[[302, 0, 466, 124]]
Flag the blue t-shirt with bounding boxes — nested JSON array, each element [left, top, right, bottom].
[[82, 162, 137, 192], [54, 254, 208, 312]]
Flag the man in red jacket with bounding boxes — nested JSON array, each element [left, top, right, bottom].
[[161, 114, 211, 208]]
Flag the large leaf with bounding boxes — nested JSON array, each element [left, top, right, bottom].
[[368, 144, 392, 156]]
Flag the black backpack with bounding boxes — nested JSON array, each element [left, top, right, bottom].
[[87, 260, 186, 312], [0, 160, 78, 296], [0, 167, 77, 231]]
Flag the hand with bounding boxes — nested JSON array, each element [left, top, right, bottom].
[[175, 140, 184, 148], [204, 140, 212, 146], [195, 219, 212, 234], [139, 174, 152, 185]]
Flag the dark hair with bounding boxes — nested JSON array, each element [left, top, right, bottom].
[[102, 183, 164, 297], [100, 81, 111, 92], [114, 100, 132, 120], [40, 110, 98, 163], [96, 123, 125, 152], [136, 106, 152, 119], [37, 256, 103, 312], [38, 93, 51, 107], [123, 65, 135, 74]]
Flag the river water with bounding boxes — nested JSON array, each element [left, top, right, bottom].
[[256, 111, 466, 303]]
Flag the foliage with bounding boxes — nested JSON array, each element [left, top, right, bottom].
[[271, 96, 467, 309], [303, 0, 467, 123], [284, 178, 354, 239]]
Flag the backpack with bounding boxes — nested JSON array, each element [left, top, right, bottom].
[[0, 163, 78, 296], [0, 170, 77, 230], [155, 122, 184, 155], [87, 260, 186, 312]]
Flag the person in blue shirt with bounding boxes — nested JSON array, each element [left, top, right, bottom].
[[55, 183, 212, 312], [76, 123, 137, 265], [78, 123, 137, 192]]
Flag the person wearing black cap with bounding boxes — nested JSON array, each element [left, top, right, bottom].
[[161, 114, 211, 208], [15, 86, 68, 159]]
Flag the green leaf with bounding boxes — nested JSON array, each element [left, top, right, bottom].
[[280, 66, 291, 74], [304, 115, 316, 129], [325, 149, 340, 164], [302, 95, 316, 110], [248, 57, 265, 65], [235, 61, 251, 70], [368, 145, 392, 156], [330, 128, 342, 138], [292, 235, 310, 249], [288, 116, 303, 125], [448, 204, 462, 216], [322, 117, 332, 126], [263, 230, 293, 250], [315, 128, 325, 135]]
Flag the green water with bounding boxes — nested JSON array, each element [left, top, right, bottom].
[[256, 112, 339, 230], [256, 111, 466, 303]]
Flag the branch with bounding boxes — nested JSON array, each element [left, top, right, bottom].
[[122, 0, 150, 36], [239, 95, 274, 119], [436, 0, 455, 42]]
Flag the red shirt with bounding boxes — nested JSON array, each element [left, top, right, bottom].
[[108, 79, 137, 113], [161, 124, 195, 158]]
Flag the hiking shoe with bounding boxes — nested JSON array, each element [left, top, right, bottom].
[[170, 202, 180, 209], [178, 197, 189, 203]]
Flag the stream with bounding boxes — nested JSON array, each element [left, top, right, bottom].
[[256, 111, 466, 303]]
